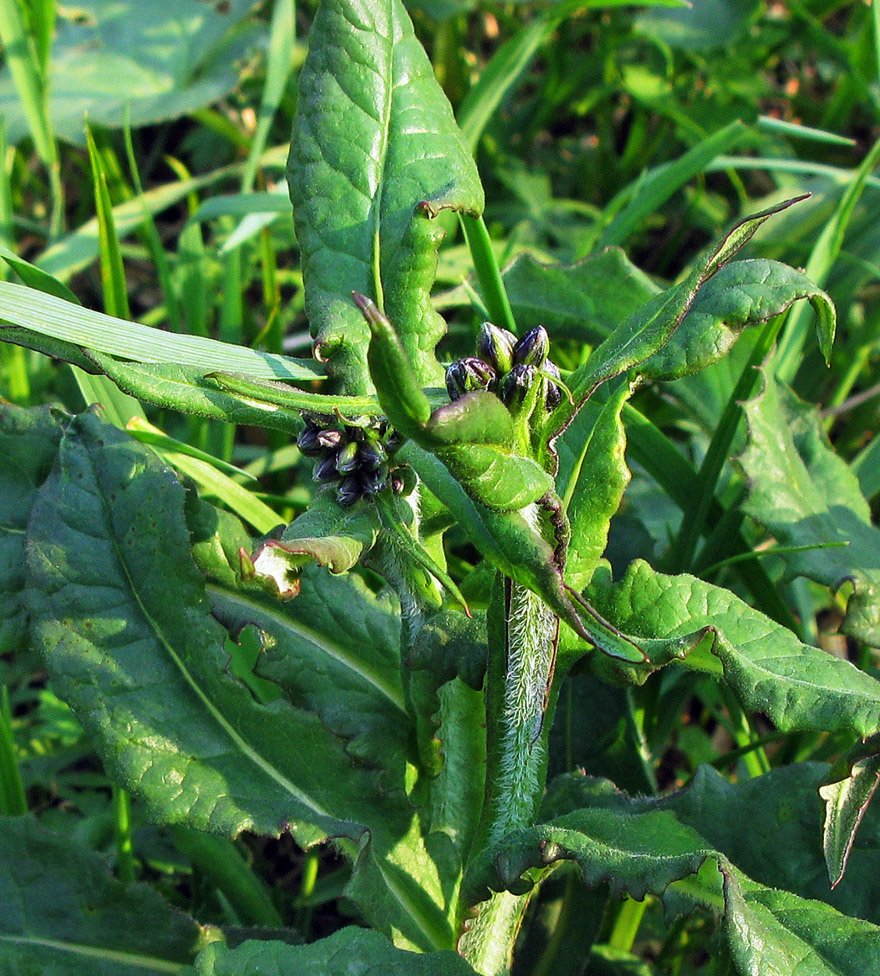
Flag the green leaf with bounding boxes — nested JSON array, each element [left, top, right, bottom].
[[739, 373, 880, 645], [25, 412, 395, 844], [0, 0, 262, 145], [583, 561, 880, 736], [0, 281, 321, 382], [0, 403, 65, 654], [723, 866, 880, 976], [501, 248, 660, 345], [409, 610, 488, 691], [639, 259, 835, 380], [402, 442, 636, 654], [192, 928, 479, 976], [195, 502, 412, 776], [86, 357, 307, 435], [469, 771, 880, 974], [0, 815, 209, 975], [820, 752, 880, 890], [288, 0, 483, 392], [246, 490, 382, 598], [635, 0, 761, 50], [563, 382, 631, 592], [467, 776, 715, 902], [656, 763, 880, 925], [0, 243, 79, 303], [557, 198, 808, 436]]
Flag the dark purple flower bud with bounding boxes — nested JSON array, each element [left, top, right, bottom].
[[357, 440, 387, 471], [313, 454, 340, 483], [337, 475, 363, 507], [335, 441, 360, 475], [513, 326, 549, 368], [382, 428, 405, 454], [543, 360, 563, 409], [445, 357, 496, 401], [361, 464, 390, 496], [297, 425, 323, 457], [477, 322, 516, 375], [499, 363, 537, 409]]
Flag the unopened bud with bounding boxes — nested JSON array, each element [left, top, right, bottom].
[[361, 464, 390, 496], [316, 428, 344, 451], [445, 357, 496, 401], [543, 360, 563, 409], [477, 322, 516, 375], [313, 454, 339, 483], [513, 326, 549, 368], [358, 440, 387, 471], [335, 440, 360, 475], [499, 363, 537, 409], [297, 425, 322, 457], [337, 475, 363, 507], [382, 428, 405, 454]]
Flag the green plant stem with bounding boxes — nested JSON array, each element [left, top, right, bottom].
[[607, 896, 648, 953], [173, 826, 283, 928], [459, 576, 559, 972], [460, 213, 517, 335], [457, 889, 530, 976], [0, 685, 27, 816], [112, 786, 136, 883]]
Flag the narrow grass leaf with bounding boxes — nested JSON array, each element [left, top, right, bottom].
[[0, 281, 321, 380], [587, 121, 747, 254]]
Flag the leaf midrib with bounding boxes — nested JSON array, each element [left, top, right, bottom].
[[0, 934, 182, 973], [85, 448, 335, 825], [206, 584, 407, 715]]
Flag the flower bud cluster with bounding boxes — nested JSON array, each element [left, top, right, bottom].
[[297, 414, 405, 507], [445, 323, 563, 412]]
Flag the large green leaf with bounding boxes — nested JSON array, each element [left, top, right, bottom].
[[819, 748, 880, 891], [723, 866, 880, 976], [639, 259, 835, 381], [288, 0, 483, 392], [739, 373, 880, 645], [192, 928, 479, 975], [209, 552, 413, 777], [24, 411, 394, 844], [0, 0, 261, 144], [656, 763, 880, 924], [470, 774, 880, 976], [0, 403, 65, 653], [467, 779, 714, 902], [581, 561, 880, 737], [0, 815, 210, 975]]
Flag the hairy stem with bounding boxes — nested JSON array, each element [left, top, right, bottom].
[[486, 578, 559, 844]]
